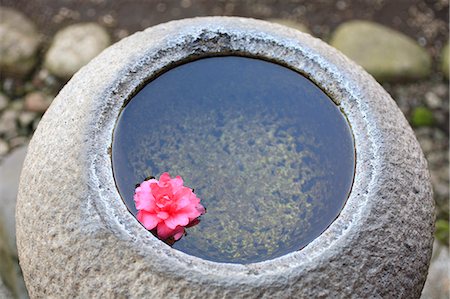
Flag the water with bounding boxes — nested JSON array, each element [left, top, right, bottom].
[[112, 56, 355, 264]]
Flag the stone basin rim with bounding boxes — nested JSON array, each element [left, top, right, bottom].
[[16, 16, 434, 297]]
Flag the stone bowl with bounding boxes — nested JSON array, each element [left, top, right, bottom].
[[16, 17, 434, 298]]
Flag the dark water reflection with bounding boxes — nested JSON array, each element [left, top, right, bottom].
[[112, 56, 355, 264]]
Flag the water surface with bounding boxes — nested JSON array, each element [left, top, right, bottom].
[[112, 56, 355, 264]]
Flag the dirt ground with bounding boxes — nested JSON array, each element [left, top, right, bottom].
[[2, 0, 448, 55]]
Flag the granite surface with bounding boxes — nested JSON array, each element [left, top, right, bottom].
[[16, 17, 434, 298]]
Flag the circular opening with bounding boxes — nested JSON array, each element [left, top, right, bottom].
[[112, 56, 355, 264]]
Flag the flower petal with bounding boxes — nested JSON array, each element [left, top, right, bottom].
[[137, 211, 159, 230], [157, 211, 169, 220], [165, 213, 190, 229], [173, 226, 185, 240], [156, 222, 175, 240], [134, 191, 155, 211], [170, 175, 184, 193]]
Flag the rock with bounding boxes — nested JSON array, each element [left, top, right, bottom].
[[0, 7, 41, 77], [0, 221, 16, 298], [8, 137, 28, 150], [0, 139, 8, 157], [0, 110, 18, 138], [0, 93, 9, 112], [267, 18, 310, 34], [0, 145, 27, 255], [0, 146, 29, 298], [425, 92, 443, 109], [0, 277, 13, 299], [441, 42, 449, 79], [421, 242, 450, 299], [330, 20, 431, 82], [24, 92, 52, 113], [44, 23, 111, 79], [16, 17, 434, 298], [18, 111, 37, 128]]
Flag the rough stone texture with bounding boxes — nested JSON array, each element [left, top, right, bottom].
[[44, 23, 111, 79], [0, 7, 41, 77], [0, 145, 29, 299], [442, 42, 449, 79], [330, 20, 431, 82], [16, 17, 434, 298], [266, 18, 310, 34], [421, 242, 449, 299]]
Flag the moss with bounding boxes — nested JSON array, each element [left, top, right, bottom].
[[435, 219, 449, 246], [411, 107, 434, 127]]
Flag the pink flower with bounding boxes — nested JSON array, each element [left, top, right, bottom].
[[134, 172, 205, 241]]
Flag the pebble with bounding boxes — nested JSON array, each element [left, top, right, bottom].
[[0, 139, 8, 157], [24, 91, 53, 113], [421, 242, 450, 299], [0, 145, 29, 298], [0, 110, 18, 138], [9, 100, 24, 111], [0, 7, 41, 76], [44, 23, 111, 79], [18, 111, 37, 128], [0, 92, 9, 111], [330, 20, 431, 82], [8, 136, 28, 149], [0, 277, 12, 299], [425, 91, 443, 109]]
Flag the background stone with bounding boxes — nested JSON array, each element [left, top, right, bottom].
[[0, 93, 9, 112], [0, 7, 41, 77], [421, 242, 450, 299], [0, 276, 13, 299], [266, 18, 310, 34], [0, 146, 29, 298], [442, 42, 449, 79], [23, 92, 52, 113], [330, 20, 431, 82], [44, 23, 111, 79]]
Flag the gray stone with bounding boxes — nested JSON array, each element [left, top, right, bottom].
[[44, 23, 111, 79], [330, 20, 431, 82], [24, 92, 52, 113], [0, 146, 29, 299], [16, 17, 434, 298], [421, 242, 449, 299], [0, 139, 8, 157], [0, 221, 16, 298], [425, 92, 443, 109], [18, 112, 37, 128], [10, 100, 24, 112], [0, 278, 13, 299], [9, 137, 29, 150], [0, 7, 41, 76], [0, 145, 28, 256], [0, 93, 9, 112], [266, 18, 310, 34], [441, 42, 449, 79], [0, 110, 18, 138]]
